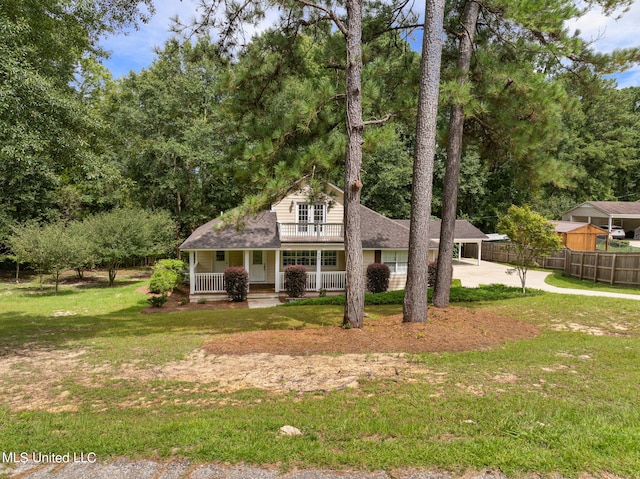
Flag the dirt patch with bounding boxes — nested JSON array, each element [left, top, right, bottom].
[[0, 306, 539, 411], [202, 308, 540, 355], [123, 350, 442, 394]]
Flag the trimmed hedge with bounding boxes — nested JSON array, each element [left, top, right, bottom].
[[224, 267, 249, 302], [366, 263, 390, 293], [285, 265, 307, 298], [281, 283, 545, 306]]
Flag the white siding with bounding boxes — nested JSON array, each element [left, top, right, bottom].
[[271, 184, 344, 224], [195, 251, 213, 273]]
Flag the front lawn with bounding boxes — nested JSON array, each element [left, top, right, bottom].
[[544, 271, 640, 295], [0, 270, 639, 478]]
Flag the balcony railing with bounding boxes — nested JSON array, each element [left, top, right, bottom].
[[278, 223, 344, 241]]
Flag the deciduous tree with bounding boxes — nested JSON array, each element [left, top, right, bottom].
[[497, 205, 563, 294]]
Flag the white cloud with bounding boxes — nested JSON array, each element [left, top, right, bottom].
[[567, 2, 640, 54], [100, 0, 201, 78], [101, 0, 640, 85]]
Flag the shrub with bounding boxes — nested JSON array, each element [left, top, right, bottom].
[[285, 265, 307, 298], [154, 259, 186, 285], [154, 259, 186, 273], [428, 261, 454, 288], [147, 294, 168, 307], [427, 261, 438, 287], [149, 269, 178, 294], [366, 263, 390, 293], [224, 267, 249, 302]]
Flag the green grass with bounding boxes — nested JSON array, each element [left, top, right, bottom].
[[545, 272, 640, 295], [1, 270, 640, 477]]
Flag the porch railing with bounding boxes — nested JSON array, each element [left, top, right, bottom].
[[278, 223, 344, 241], [278, 271, 346, 292], [194, 273, 225, 293], [194, 271, 347, 294]]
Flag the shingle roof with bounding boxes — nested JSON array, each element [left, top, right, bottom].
[[570, 201, 640, 216], [180, 208, 487, 251], [179, 212, 281, 250], [550, 221, 607, 234], [393, 219, 487, 241], [360, 206, 412, 248]]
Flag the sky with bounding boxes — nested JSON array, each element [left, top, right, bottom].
[[100, 0, 640, 87]]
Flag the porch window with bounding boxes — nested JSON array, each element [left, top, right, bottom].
[[282, 250, 317, 267], [322, 250, 337, 267], [382, 250, 408, 274], [215, 251, 225, 262]]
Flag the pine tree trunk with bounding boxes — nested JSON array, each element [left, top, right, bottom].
[[343, 0, 365, 329], [433, 0, 480, 308], [403, 0, 446, 323]]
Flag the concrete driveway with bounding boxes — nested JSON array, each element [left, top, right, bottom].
[[453, 260, 640, 301]]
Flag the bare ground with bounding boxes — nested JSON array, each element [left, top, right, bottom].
[[0, 290, 539, 412]]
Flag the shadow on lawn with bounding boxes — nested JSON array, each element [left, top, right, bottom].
[[0, 303, 345, 356]]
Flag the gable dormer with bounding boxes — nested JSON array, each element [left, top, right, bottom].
[[271, 183, 344, 242]]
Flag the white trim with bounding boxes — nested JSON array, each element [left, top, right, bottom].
[[275, 250, 281, 292]]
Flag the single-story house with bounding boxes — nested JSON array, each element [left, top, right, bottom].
[[562, 201, 640, 239], [550, 221, 608, 251], [179, 182, 487, 299]]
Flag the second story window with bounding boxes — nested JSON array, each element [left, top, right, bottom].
[[297, 203, 325, 233]]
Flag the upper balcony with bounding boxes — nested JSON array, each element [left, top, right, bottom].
[[278, 223, 344, 242]]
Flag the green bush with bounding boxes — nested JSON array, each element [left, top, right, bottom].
[[285, 265, 307, 298], [366, 263, 390, 293], [224, 267, 249, 302], [154, 259, 186, 285], [149, 269, 178, 294], [154, 259, 186, 273], [282, 284, 545, 307]]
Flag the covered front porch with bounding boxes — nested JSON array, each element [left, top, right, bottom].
[[188, 248, 346, 296]]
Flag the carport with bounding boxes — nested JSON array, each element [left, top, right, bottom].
[[561, 201, 640, 239]]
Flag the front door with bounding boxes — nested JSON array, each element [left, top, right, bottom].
[[249, 250, 266, 282]]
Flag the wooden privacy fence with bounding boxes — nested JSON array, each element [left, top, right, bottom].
[[566, 251, 640, 286], [481, 243, 567, 270], [481, 242, 640, 287]]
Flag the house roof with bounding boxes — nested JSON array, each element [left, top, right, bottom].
[[360, 207, 412, 249], [564, 201, 640, 217], [179, 212, 281, 250], [550, 221, 607, 234], [394, 219, 488, 242], [179, 207, 487, 251]]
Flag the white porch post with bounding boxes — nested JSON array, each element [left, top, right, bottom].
[[189, 251, 196, 295], [477, 241, 482, 266], [316, 250, 322, 291], [275, 250, 281, 293], [244, 250, 251, 292]]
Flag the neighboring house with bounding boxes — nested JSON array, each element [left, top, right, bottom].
[[180, 183, 487, 299], [562, 201, 640, 239], [550, 221, 607, 251]]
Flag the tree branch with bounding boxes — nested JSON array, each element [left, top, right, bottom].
[[362, 112, 395, 126], [294, 0, 348, 36]]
